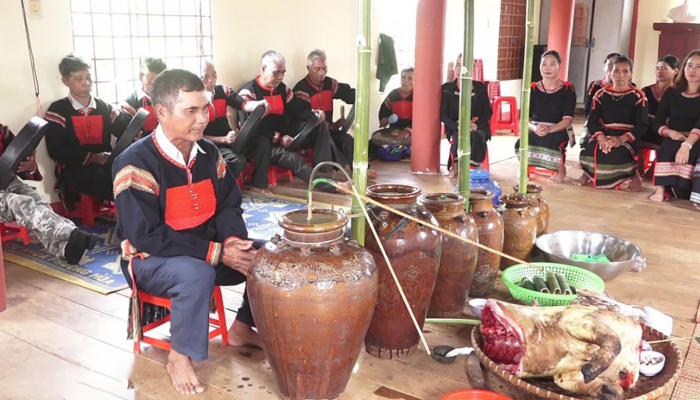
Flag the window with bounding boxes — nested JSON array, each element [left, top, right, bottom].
[[70, 0, 213, 104], [497, 0, 527, 81]]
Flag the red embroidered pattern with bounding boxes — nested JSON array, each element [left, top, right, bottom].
[[310, 90, 334, 112], [209, 99, 228, 122], [142, 104, 158, 132], [71, 114, 104, 146], [165, 179, 217, 231], [264, 94, 285, 115], [392, 100, 413, 120]]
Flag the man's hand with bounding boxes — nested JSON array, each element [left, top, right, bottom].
[[16, 151, 37, 174], [223, 130, 238, 145], [379, 118, 389, 128], [330, 118, 345, 131], [398, 128, 412, 140], [314, 110, 326, 125], [90, 152, 111, 166], [470, 122, 478, 131], [221, 239, 257, 275], [280, 135, 294, 148], [667, 129, 686, 141]]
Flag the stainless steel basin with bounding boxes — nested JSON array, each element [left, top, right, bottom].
[[535, 230, 646, 281]]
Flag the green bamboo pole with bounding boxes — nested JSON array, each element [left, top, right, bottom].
[[351, 0, 371, 244], [457, 0, 475, 208], [517, 0, 536, 194]]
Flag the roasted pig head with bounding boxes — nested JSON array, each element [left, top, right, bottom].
[[481, 299, 642, 400]]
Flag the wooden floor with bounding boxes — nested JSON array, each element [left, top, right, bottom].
[[1, 117, 699, 400]]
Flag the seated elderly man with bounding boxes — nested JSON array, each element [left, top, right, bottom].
[[121, 57, 167, 137], [113, 69, 262, 395], [200, 61, 270, 190], [45, 54, 128, 204], [1, 123, 97, 264], [238, 51, 348, 193]]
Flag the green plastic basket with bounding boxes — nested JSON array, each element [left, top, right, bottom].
[[502, 262, 605, 306]]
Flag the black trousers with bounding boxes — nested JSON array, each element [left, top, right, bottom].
[[62, 164, 114, 201], [122, 239, 265, 362], [219, 136, 271, 189], [269, 144, 335, 192], [330, 129, 354, 167]]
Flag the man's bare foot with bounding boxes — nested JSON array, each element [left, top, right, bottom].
[[334, 180, 353, 194], [572, 173, 590, 187], [694, 203, 700, 211], [623, 172, 642, 192], [249, 186, 273, 196], [227, 320, 263, 348], [649, 186, 665, 202], [166, 350, 205, 395], [548, 164, 567, 184], [367, 169, 378, 179]]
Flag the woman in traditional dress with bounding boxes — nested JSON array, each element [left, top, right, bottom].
[[575, 55, 647, 191], [584, 52, 621, 119], [650, 50, 700, 210], [639, 55, 679, 173], [515, 50, 576, 183]]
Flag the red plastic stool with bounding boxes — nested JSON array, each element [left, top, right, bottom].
[[0, 222, 30, 245], [64, 193, 116, 227], [133, 286, 228, 354], [267, 165, 294, 186], [491, 96, 519, 136], [471, 146, 490, 171], [639, 148, 656, 174]]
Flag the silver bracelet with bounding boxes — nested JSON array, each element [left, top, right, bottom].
[[681, 142, 693, 149]]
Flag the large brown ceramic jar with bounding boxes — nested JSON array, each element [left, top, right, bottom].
[[419, 193, 478, 318], [514, 183, 549, 236], [499, 194, 538, 270], [248, 209, 378, 400], [468, 190, 504, 298], [364, 184, 442, 359]]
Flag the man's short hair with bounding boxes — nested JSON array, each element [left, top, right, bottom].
[[306, 49, 327, 67], [261, 50, 285, 67], [401, 67, 414, 76], [151, 69, 205, 111], [59, 54, 90, 79], [140, 57, 167, 74]]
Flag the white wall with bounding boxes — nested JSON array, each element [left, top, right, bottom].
[[0, 0, 74, 201], [633, 0, 683, 87]]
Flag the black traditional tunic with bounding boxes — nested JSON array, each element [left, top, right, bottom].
[[113, 126, 253, 362], [584, 79, 606, 118], [201, 84, 260, 181], [440, 79, 493, 168], [516, 81, 576, 171], [121, 88, 159, 135], [641, 84, 667, 148], [379, 88, 413, 129], [293, 75, 355, 166], [652, 88, 700, 201], [45, 95, 128, 200], [238, 77, 326, 189], [580, 85, 648, 188]]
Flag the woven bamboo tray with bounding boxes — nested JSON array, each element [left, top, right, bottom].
[[471, 324, 683, 400]]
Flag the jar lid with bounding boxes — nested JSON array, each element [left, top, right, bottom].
[[469, 189, 494, 201], [513, 183, 543, 194], [418, 192, 465, 207], [501, 193, 529, 208], [366, 184, 421, 201], [279, 209, 347, 234]]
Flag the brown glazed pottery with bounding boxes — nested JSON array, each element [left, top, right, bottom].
[[419, 193, 479, 318], [467, 190, 505, 298], [513, 183, 549, 236], [499, 194, 538, 270], [248, 209, 378, 400], [364, 184, 442, 359]]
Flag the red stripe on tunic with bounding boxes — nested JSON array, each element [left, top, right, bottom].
[[71, 114, 104, 146]]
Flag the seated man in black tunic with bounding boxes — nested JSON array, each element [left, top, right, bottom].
[[200, 61, 270, 188], [45, 54, 128, 204], [113, 69, 262, 395]]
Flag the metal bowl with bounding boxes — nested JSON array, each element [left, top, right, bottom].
[[535, 230, 646, 281]]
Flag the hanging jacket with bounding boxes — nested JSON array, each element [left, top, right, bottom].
[[376, 33, 398, 92]]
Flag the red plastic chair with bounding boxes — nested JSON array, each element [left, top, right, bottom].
[[267, 165, 294, 186], [491, 96, 519, 136], [527, 154, 567, 180], [0, 222, 30, 245], [133, 286, 228, 354], [639, 148, 656, 175], [64, 193, 116, 227]]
